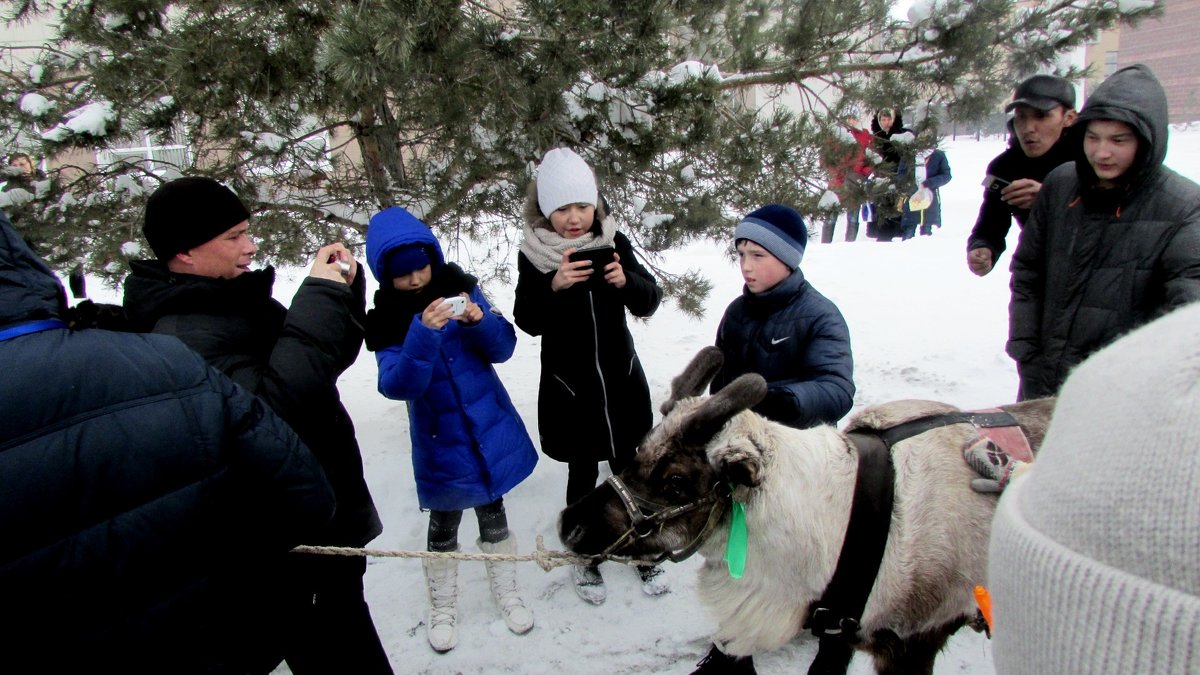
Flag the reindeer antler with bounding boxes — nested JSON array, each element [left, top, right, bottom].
[[661, 346, 725, 415]]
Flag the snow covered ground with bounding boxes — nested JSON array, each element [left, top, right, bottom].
[[86, 127, 1200, 674]]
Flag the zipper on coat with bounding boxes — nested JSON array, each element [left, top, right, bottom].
[[587, 290, 617, 459]]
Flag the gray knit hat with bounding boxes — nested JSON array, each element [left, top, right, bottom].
[[988, 303, 1200, 674]]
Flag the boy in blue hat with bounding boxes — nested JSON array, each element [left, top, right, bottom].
[[696, 204, 856, 673]]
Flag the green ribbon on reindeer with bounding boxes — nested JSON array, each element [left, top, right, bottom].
[[724, 487, 747, 579]]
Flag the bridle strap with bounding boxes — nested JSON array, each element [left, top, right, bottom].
[[599, 475, 731, 563]]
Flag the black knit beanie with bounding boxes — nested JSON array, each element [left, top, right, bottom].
[[143, 177, 251, 260]]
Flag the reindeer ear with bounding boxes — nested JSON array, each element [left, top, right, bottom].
[[661, 346, 725, 415], [713, 437, 765, 487]]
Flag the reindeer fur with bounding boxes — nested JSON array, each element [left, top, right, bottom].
[[559, 347, 1053, 673]]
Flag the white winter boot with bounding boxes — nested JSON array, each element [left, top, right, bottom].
[[479, 536, 535, 635], [422, 554, 459, 652]]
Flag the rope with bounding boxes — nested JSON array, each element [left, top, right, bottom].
[[291, 535, 660, 572]]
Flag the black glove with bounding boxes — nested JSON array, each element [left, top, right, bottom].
[[752, 389, 795, 425]]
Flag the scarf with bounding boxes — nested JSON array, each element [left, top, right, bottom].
[[364, 262, 478, 351], [518, 215, 616, 273]]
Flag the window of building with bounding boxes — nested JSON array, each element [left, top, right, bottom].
[[1104, 51, 1119, 78], [98, 129, 190, 176]]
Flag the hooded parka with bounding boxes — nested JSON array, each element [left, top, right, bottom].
[[1008, 64, 1200, 399], [513, 191, 662, 464], [364, 207, 538, 512], [0, 211, 335, 672]]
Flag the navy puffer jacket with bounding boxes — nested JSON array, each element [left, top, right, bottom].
[[366, 207, 537, 511], [0, 212, 334, 672], [711, 269, 855, 429]]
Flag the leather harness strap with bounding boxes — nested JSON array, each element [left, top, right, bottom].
[[804, 409, 1025, 643], [877, 410, 1020, 448], [805, 430, 894, 642]]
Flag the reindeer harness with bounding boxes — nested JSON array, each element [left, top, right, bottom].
[[805, 409, 1031, 643]]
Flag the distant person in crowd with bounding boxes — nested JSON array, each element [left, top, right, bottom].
[[987, 301, 1200, 674], [8, 152, 35, 176], [1008, 64, 1200, 401], [122, 177, 393, 674], [364, 206, 538, 653], [820, 112, 873, 243], [967, 74, 1077, 276], [1, 153, 41, 223], [513, 147, 667, 605], [694, 203, 855, 674], [0, 210, 336, 673], [868, 108, 915, 241], [899, 130, 952, 239]]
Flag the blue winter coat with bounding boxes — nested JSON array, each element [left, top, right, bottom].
[[711, 269, 855, 429], [365, 207, 537, 511], [0, 211, 334, 671], [901, 148, 952, 235]]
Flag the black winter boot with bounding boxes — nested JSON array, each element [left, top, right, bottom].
[[691, 643, 756, 674]]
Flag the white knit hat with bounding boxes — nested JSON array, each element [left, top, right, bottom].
[[989, 302, 1200, 674], [536, 147, 597, 218]]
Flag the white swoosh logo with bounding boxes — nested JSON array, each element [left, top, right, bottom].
[[771, 337, 790, 345]]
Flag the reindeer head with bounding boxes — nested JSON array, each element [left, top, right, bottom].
[[558, 347, 770, 562]]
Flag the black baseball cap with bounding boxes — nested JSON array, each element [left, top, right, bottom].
[[1005, 74, 1076, 112]]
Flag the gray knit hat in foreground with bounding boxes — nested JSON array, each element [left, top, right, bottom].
[[989, 302, 1200, 674]]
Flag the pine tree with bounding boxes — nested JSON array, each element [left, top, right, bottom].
[[0, 0, 1162, 309]]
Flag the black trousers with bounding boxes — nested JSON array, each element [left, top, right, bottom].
[[274, 554, 393, 675]]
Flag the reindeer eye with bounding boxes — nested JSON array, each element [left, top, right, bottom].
[[663, 474, 689, 500]]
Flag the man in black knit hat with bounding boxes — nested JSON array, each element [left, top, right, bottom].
[[124, 176, 393, 673]]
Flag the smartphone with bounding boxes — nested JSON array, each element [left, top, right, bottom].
[[328, 252, 351, 277], [442, 296, 467, 316], [982, 174, 1012, 192], [568, 245, 616, 271]]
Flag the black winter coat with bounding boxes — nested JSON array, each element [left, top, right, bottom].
[[1008, 65, 1200, 399], [967, 124, 1076, 264], [0, 213, 335, 672], [514, 226, 661, 464], [711, 270, 855, 429], [123, 260, 382, 546]]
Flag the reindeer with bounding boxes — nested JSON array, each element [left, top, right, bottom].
[[559, 347, 1053, 675]]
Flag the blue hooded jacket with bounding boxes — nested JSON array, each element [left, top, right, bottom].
[[365, 207, 537, 511]]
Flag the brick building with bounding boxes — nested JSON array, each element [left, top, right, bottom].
[[1087, 0, 1200, 123]]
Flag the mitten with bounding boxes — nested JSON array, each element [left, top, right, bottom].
[[963, 435, 1027, 493]]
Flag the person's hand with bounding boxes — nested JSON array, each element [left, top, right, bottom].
[[551, 248, 596, 291], [967, 247, 994, 277], [311, 243, 356, 284], [601, 251, 626, 289], [963, 436, 1028, 493], [420, 297, 458, 330], [454, 293, 484, 325], [999, 178, 1042, 210]]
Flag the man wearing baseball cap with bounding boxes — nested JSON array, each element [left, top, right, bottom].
[[966, 74, 1077, 276], [123, 176, 393, 673]]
